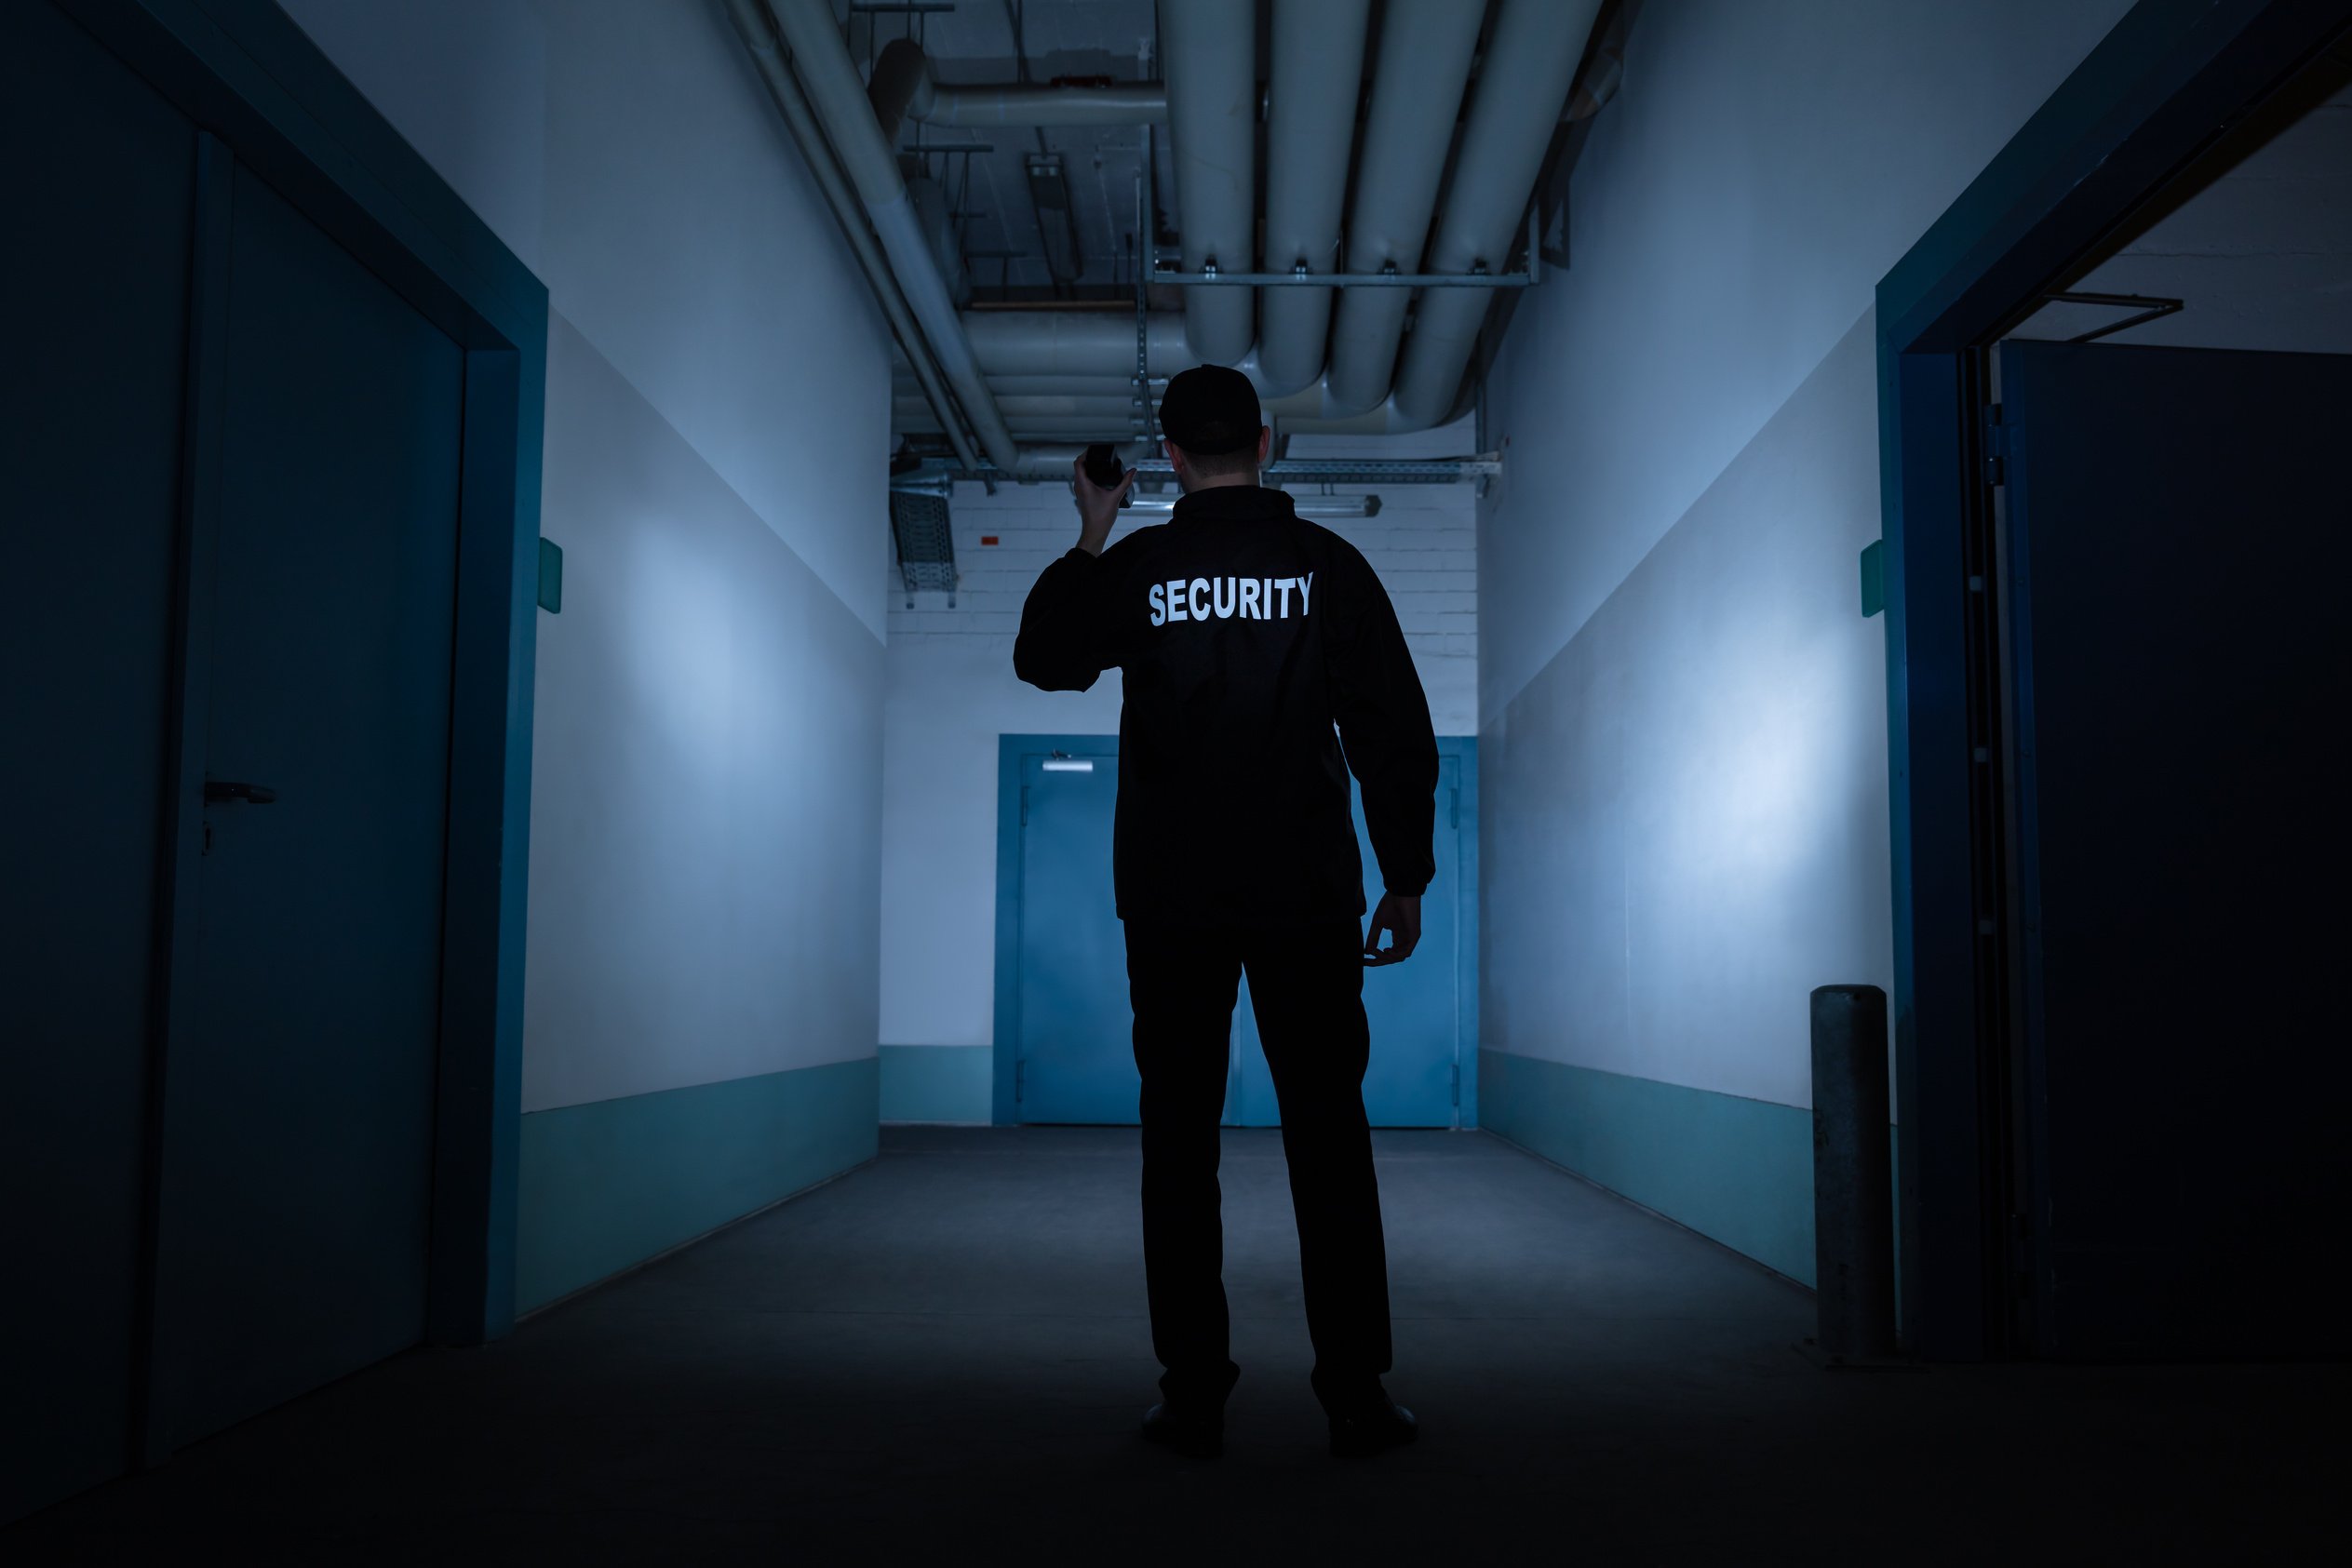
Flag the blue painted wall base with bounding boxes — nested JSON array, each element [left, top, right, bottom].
[[879, 1045, 994, 1123], [517, 1057, 879, 1311], [1479, 1050, 1818, 1284]]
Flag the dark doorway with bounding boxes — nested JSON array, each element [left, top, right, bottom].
[[1876, 0, 2352, 1358], [149, 158, 467, 1448], [1995, 338, 2348, 1358]]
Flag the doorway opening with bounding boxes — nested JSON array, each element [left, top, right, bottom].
[[1877, 2, 2350, 1360]]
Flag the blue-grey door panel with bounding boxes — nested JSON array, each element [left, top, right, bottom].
[[0, 0, 198, 1520], [151, 160, 464, 1444], [1014, 750, 1153, 1124], [1231, 757, 1460, 1128], [1998, 339, 2350, 1360], [1014, 742, 1462, 1129]]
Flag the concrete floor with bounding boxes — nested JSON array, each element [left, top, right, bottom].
[[10, 1126, 2343, 1563]]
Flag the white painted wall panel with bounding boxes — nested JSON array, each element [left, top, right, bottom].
[[1480, 0, 2133, 717], [523, 315, 881, 1110], [1485, 315, 1889, 1107], [1477, 0, 2145, 1117]]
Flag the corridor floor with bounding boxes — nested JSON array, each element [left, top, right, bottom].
[[11, 1126, 2342, 1563]]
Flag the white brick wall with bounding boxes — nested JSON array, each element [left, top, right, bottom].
[[885, 479, 1479, 726]]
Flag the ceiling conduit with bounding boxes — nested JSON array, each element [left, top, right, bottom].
[[867, 37, 1165, 132], [1391, 0, 1601, 427], [1161, 0, 1257, 366], [724, 0, 980, 472], [1323, 0, 1485, 416], [756, 3, 1617, 466], [1257, 0, 1371, 396], [767, 0, 1094, 476], [958, 310, 1198, 380]]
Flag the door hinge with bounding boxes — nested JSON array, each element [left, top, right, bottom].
[[1450, 1062, 1460, 1108], [1449, 786, 1459, 830], [1019, 784, 1029, 827], [1015, 1057, 1025, 1101], [1982, 403, 2009, 487]]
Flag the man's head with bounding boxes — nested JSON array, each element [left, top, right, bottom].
[[1158, 365, 1270, 492]]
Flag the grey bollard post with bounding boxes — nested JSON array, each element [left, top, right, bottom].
[[1810, 985, 1895, 1360]]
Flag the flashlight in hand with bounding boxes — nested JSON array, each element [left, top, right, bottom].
[[1082, 443, 1133, 508]]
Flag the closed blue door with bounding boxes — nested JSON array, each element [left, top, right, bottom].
[[1230, 755, 1461, 1127], [1010, 739, 1467, 1127], [1013, 748, 1154, 1123]]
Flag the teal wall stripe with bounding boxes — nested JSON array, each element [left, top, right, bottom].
[[516, 1056, 878, 1311], [879, 1045, 993, 1123], [1479, 1050, 1818, 1284]]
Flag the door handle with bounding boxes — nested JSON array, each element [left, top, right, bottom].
[[204, 780, 278, 805]]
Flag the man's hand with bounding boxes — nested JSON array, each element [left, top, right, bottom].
[[1363, 892, 1421, 966], [1070, 453, 1135, 556]]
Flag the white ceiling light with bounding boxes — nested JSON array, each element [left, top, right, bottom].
[[1123, 494, 1382, 519]]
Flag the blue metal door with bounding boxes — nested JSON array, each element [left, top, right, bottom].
[[1013, 747, 1178, 1123], [1230, 757, 1461, 1128], [1010, 739, 1464, 1128]]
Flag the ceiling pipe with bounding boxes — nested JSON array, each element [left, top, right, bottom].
[[895, 394, 1140, 422], [1257, 0, 1372, 395], [900, 309, 1499, 437], [959, 309, 1198, 379], [1323, 0, 1485, 414], [1160, 0, 1257, 366], [894, 373, 1161, 399], [767, 0, 1071, 472], [867, 37, 1164, 136], [1391, 0, 1601, 427], [723, 0, 979, 472]]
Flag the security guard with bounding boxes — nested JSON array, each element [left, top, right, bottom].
[[1015, 365, 1439, 1459]]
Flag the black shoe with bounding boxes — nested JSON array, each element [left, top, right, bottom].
[[1141, 1401, 1224, 1459], [1327, 1395, 1418, 1458]]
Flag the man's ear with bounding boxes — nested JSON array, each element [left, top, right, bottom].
[[1257, 424, 1272, 465]]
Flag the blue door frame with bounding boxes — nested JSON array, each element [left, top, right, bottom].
[[991, 734, 1480, 1129], [55, 0, 546, 1355], [1874, 0, 2347, 1360]]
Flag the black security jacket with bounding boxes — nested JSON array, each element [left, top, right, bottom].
[[1013, 485, 1439, 926]]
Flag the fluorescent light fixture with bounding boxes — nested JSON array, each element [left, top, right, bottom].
[[1042, 759, 1095, 772], [1123, 494, 1382, 519]]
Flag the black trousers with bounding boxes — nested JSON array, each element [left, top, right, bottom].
[[1124, 916, 1393, 1414]]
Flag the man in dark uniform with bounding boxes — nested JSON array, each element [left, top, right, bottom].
[[1014, 366, 1439, 1460]]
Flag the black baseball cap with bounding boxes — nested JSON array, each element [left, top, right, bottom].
[[1157, 365, 1263, 455]]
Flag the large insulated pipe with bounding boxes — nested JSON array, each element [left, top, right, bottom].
[[1391, 0, 1600, 427], [767, 0, 1024, 471], [1160, 0, 1257, 366], [725, 0, 979, 471], [867, 38, 1164, 135], [961, 311, 1198, 379], [1257, 0, 1371, 395], [1323, 0, 1485, 414], [895, 394, 1139, 423]]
